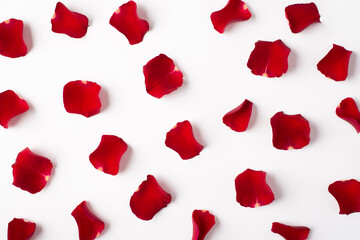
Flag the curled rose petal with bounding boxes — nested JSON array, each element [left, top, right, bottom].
[[165, 120, 204, 160], [210, 0, 251, 33], [63, 80, 102, 118], [130, 175, 172, 220], [192, 210, 215, 240], [271, 222, 310, 240], [0, 18, 27, 58], [336, 97, 360, 133], [247, 40, 291, 78], [8, 218, 36, 240], [271, 111, 310, 150], [285, 3, 320, 33], [222, 99, 253, 132], [0, 90, 29, 129], [143, 54, 183, 98], [89, 135, 128, 175], [12, 148, 53, 194], [110, 1, 149, 45], [328, 179, 360, 215], [235, 169, 274, 208], [72, 201, 105, 240], [317, 44, 352, 81]]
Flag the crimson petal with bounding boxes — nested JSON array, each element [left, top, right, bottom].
[[223, 99, 253, 132], [328, 179, 360, 215], [317, 44, 352, 81], [235, 169, 274, 208], [247, 40, 291, 78], [12, 148, 53, 194], [271, 111, 310, 150], [192, 210, 215, 240], [8, 218, 36, 240], [110, 1, 149, 45], [0, 90, 29, 129], [336, 97, 360, 133], [0, 19, 27, 58], [130, 175, 172, 220], [271, 222, 310, 240], [210, 0, 251, 33], [63, 80, 102, 118], [285, 3, 320, 33]]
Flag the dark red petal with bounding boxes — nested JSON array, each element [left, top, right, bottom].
[[165, 120, 204, 160], [0, 19, 27, 58], [51, 2, 89, 38], [12, 148, 53, 194], [0, 90, 29, 129], [223, 99, 253, 132], [271, 222, 310, 240], [285, 3, 320, 33], [89, 135, 128, 175], [317, 44, 352, 81], [328, 179, 360, 215], [192, 210, 215, 240], [247, 40, 291, 78], [130, 175, 172, 220], [336, 97, 360, 133], [8, 218, 36, 240], [63, 80, 101, 118], [210, 0, 251, 33], [270, 111, 310, 150], [109, 1, 149, 45], [235, 168, 274, 208], [143, 54, 183, 99]]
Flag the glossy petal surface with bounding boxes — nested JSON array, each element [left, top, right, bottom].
[[143, 54, 183, 98], [285, 3, 320, 33], [336, 97, 360, 133], [8, 218, 36, 240], [329, 179, 360, 215], [0, 90, 29, 128], [0, 19, 27, 58], [192, 210, 215, 240], [271, 222, 310, 240], [130, 175, 172, 220], [223, 99, 253, 132]]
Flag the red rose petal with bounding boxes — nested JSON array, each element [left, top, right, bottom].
[[222, 99, 253, 132], [210, 0, 251, 33], [51, 2, 89, 38], [12, 148, 53, 194], [285, 3, 320, 33], [130, 175, 172, 220], [336, 97, 360, 133], [72, 201, 105, 240], [270, 111, 310, 150], [328, 179, 360, 215], [165, 120, 204, 160], [271, 222, 310, 240], [8, 218, 36, 240], [143, 54, 183, 99], [89, 135, 128, 175], [235, 168, 274, 208], [63, 80, 102, 118], [0, 90, 29, 129], [247, 40, 291, 78], [192, 210, 215, 240], [317, 44, 352, 81], [109, 1, 149, 45], [0, 19, 27, 58]]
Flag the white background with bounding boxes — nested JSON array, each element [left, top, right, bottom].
[[1, 0, 360, 239]]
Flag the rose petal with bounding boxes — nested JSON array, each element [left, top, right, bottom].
[[109, 1, 149, 45], [8, 218, 36, 240], [336, 97, 360, 133], [328, 179, 360, 215], [210, 0, 251, 33], [130, 175, 172, 220], [317, 44, 352, 81], [235, 168, 274, 208], [12, 148, 53, 194], [51, 2, 89, 38], [222, 99, 253, 132], [0, 19, 27, 58], [285, 2, 320, 33], [165, 120, 204, 160], [143, 54, 183, 99], [0, 90, 29, 129], [247, 40, 291, 78], [271, 222, 310, 240], [63, 80, 102, 118], [270, 111, 310, 150], [192, 210, 215, 240], [89, 135, 128, 175], [72, 201, 105, 240]]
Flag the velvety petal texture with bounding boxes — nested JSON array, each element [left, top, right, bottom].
[[271, 222, 310, 240], [223, 99, 253, 132], [336, 97, 360, 133], [285, 2, 320, 33], [328, 179, 360, 215], [0, 90, 29, 129], [130, 175, 172, 220], [0, 19, 27, 58], [192, 210, 215, 240], [110, 1, 149, 45], [8, 218, 36, 240]]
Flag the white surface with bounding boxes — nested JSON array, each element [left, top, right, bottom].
[[1, 0, 360, 239]]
